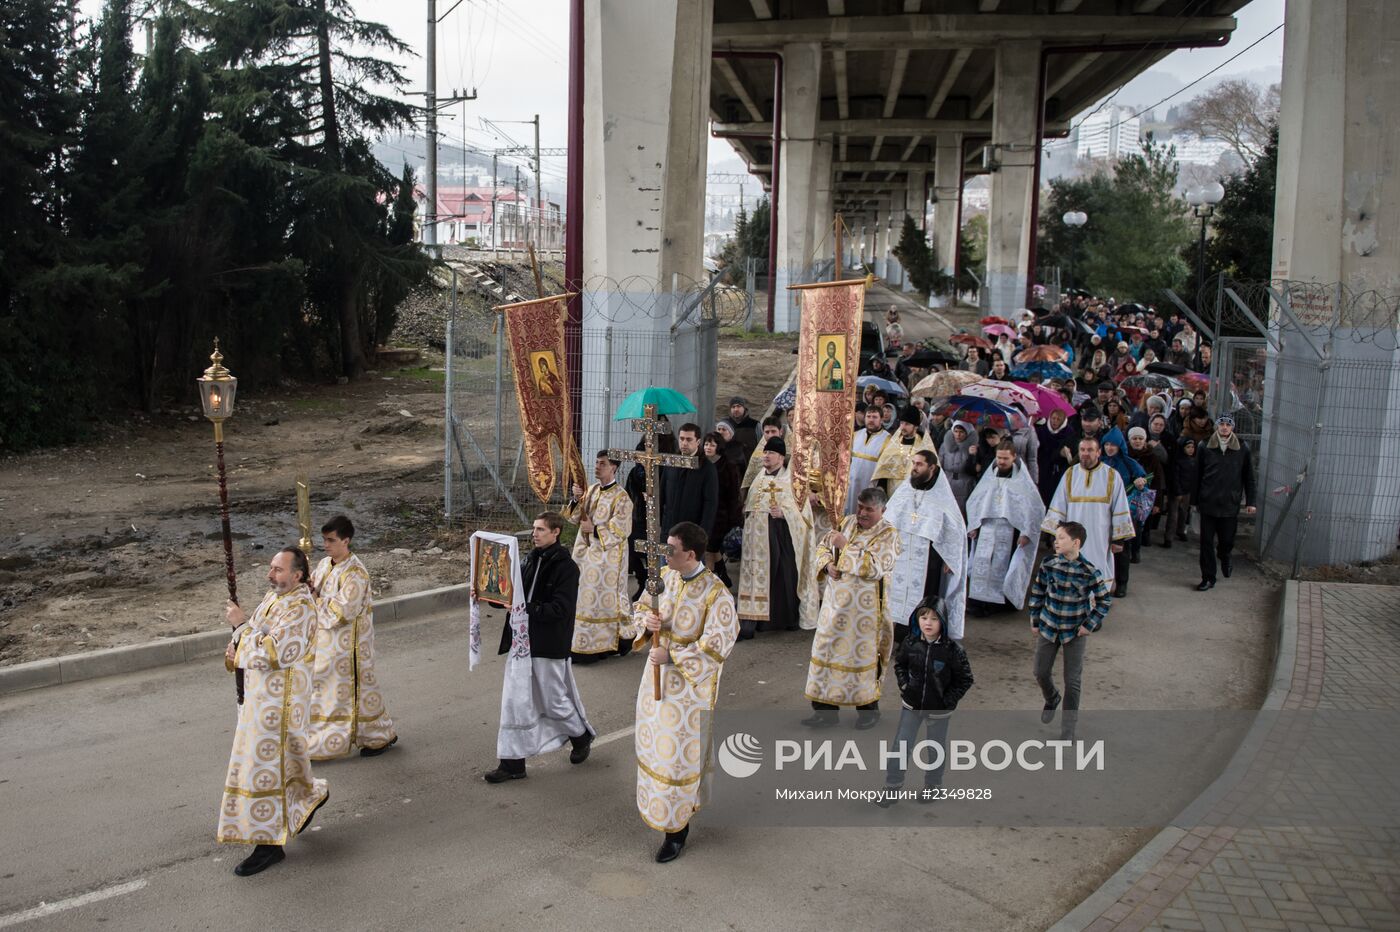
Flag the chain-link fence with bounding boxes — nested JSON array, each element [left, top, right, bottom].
[[442, 265, 742, 533], [1197, 277, 1400, 573]]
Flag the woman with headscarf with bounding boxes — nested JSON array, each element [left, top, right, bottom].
[[1103, 397, 1130, 434], [1100, 427, 1147, 598], [1126, 426, 1166, 563], [1109, 341, 1135, 379], [937, 421, 979, 513], [1180, 406, 1215, 445]]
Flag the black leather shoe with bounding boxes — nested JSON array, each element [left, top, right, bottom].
[[484, 766, 527, 784], [1221, 559, 1232, 578], [570, 732, 593, 765], [874, 788, 901, 808], [1041, 693, 1061, 724], [616, 639, 633, 658], [360, 735, 398, 757], [855, 711, 881, 730], [1114, 584, 1128, 599], [655, 827, 688, 863], [1162, 539, 1172, 549], [800, 712, 838, 728], [1130, 553, 1141, 564], [298, 792, 329, 834], [1196, 580, 1215, 591], [234, 844, 284, 877]]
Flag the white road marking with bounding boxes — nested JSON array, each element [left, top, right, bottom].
[[592, 725, 634, 748], [0, 879, 147, 929]]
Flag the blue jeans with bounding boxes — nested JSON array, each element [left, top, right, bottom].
[[884, 708, 952, 789]]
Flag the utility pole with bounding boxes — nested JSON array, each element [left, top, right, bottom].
[[425, 0, 437, 254], [490, 154, 498, 251], [514, 165, 521, 248], [533, 114, 543, 251]]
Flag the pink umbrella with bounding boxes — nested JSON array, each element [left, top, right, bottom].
[[982, 323, 1017, 338], [961, 378, 1041, 416], [1013, 381, 1076, 419]]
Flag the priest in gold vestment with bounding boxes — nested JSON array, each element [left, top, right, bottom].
[[871, 405, 936, 496], [307, 515, 398, 760], [803, 487, 900, 730], [564, 451, 635, 659], [633, 521, 739, 864], [737, 438, 818, 637], [219, 547, 330, 877]]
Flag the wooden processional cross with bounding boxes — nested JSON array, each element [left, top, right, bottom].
[[608, 403, 698, 700]]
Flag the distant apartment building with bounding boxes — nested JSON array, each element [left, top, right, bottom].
[[1167, 132, 1235, 167], [1075, 106, 1142, 161]]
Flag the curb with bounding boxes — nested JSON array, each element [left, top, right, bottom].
[[1047, 578, 1297, 932], [0, 583, 469, 698]]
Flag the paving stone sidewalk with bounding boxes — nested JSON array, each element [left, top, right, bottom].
[[1070, 582, 1400, 932]]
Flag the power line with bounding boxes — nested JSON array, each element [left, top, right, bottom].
[[1120, 24, 1284, 126]]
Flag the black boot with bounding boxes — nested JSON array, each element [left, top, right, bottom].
[[855, 710, 881, 730], [655, 825, 689, 863], [1196, 579, 1215, 591], [1221, 557, 1233, 578], [800, 710, 838, 728], [1113, 583, 1128, 599], [1041, 692, 1061, 724], [484, 759, 527, 783], [234, 844, 284, 877], [360, 735, 398, 757], [570, 731, 593, 765], [297, 791, 329, 834], [615, 637, 633, 658]]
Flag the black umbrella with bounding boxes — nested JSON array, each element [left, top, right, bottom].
[[1146, 361, 1188, 376], [906, 348, 960, 367]]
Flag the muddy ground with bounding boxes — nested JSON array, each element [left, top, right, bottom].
[[0, 314, 796, 668]]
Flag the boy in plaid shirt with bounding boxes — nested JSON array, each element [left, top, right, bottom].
[[1027, 521, 1112, 739]]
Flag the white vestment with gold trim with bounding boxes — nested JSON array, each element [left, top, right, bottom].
[[1041, 462, 1135, 586], [846, 427, 894, 513], [565, 482, 633, 653], [633, 567, 739, 833]]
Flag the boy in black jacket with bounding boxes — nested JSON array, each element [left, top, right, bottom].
[[877, 601, 974, 805]]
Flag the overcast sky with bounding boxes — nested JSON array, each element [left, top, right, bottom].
[[81, 0, 1284, 189]]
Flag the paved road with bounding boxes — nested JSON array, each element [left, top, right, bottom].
[[0, 542, 1276, 931]]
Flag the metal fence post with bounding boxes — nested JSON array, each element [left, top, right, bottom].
[[495, 307, 504, 484], [444, 269, 457, 519]]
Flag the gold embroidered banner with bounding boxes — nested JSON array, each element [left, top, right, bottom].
[[789, 278, 867, 518], [499, 294, 587, 503]]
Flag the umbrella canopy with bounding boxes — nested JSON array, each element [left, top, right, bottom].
[[1011, 361, 1075, 382], [929, 395, 1028, 432], [1013, 382, 1076, 419], [772, 385, 797, 411], [1145, 361, 1188, 376], [1122, 373, 1184, 392], [961, 379, 1041, 416], [906, 347, 961, 367], [613, 386, 696, 421], [912, 369, 981, 397], [1178, 371, 1211, 393], [979, 315, 1011, 326], [1014, 344, 1069, 363], [982, 323, 1017, 338], [856, 374, 908, 396], [949, 333, 993, 349]]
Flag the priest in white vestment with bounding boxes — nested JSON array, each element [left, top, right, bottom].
[[803, 487, 900, 730], [884, 449, 969, 641], [633, 521, 739, 864], [219, 547, 329, 877], [740, 417, 785, 492], [1041, 435, 1135, 588], [307, 515, 398, 760], [966, 441, 1047, 615], [564, 451, 634, 659], [737, 438, 818, 636], [872, 405, 937, 496], [846, 406, 894, 513]]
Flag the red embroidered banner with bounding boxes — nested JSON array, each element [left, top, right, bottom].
[[789, 279, 867, 518], [499, 294, 587, 503]]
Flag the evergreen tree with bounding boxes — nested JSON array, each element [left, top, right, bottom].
[[1200, 123, 1279, 283], [958, 214, 987, 296], [891, 214, 947, 297]]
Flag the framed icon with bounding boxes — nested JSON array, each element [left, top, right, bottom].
[[815, 333, 847, 392], [473, 539, 514, 607], [529, 350, 563, 397]]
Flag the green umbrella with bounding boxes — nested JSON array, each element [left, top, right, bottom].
[[613, 386, 697, 421]]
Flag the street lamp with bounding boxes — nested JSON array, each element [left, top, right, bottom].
[[1187, 182, 1225, 305], [197, 340, 242, 704], [1062, 210, 1088, 294]]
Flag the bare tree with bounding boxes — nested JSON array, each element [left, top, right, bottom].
[[1177, 79, 1280, 165]]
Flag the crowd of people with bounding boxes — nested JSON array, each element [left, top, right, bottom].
[[213, 295, 1261, 878]]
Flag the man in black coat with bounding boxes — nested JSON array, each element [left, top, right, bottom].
[[723, 397, 760, 463], [484, 512, 595, 783], [660, 422, 718, 537], [1192, 416, 1257, 591]]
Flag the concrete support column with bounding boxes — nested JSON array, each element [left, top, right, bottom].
[[811, 136, 835, 273], [581, 0, 712, 449], [775, 42, 823, 332], [885, 188, 906, 287], [933, 133, 963, 280], [904, 169, 928, 293], [986, 40, 1041, 314], [872, 204, 888, 279], [1260, 0, 1400, 565]]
